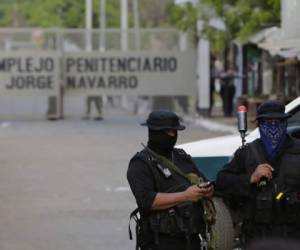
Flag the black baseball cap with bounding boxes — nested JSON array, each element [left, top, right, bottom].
[[256, 100, 291, 120], [141, 110, 185, 130]]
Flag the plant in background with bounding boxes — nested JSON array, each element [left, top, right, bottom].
[[168, 2, 198, 32], [168, 0, 281, 54]]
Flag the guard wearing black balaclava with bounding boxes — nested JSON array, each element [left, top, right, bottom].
[[143, 110, 184, 159], [147, 129, 177, 158], [127, 110, 214, 250]]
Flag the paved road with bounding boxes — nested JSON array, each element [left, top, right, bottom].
[[0, 109, 229, 250]]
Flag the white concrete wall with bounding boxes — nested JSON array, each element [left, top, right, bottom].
[[281, 0, 300, 39]]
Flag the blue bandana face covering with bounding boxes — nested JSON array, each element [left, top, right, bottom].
[[259, 119, 287, 159]]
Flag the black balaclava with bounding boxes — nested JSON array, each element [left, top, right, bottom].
[[147, 129, 177, 158]]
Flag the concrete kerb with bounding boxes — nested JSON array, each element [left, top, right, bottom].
[[196, 117, 237, 134], [182, 115, 237, 134]]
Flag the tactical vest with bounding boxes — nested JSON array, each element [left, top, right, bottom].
[[244, 139, 300, 237], [136, 148, 205, 235]]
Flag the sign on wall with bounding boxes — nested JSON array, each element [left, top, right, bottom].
[[0, 52, 60, 96], [63, 51, 197, 96], [0, 51, 197, 96]]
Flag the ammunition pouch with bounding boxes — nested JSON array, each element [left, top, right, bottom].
[[254, 187, 273, 224], [149, 202, 197, 236]]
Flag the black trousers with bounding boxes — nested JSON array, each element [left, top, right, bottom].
[[220, 84, 236, 117], [85, 96, 103, 117], [243, 222, 300, 246]]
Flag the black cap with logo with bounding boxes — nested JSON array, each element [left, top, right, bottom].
[[141, 110, 185, 130]]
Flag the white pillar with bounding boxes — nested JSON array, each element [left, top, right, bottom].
[[120, 0, 130, 110], [85, 0, 93, 51], [99, 0, 106, 51], [197, 39, 210, 115], [281, 0, 300, 39], [133, 0, 141, 50], [234, 44, 243, 102], [179, 32, 188, 51], [120, 0, 128, 51]]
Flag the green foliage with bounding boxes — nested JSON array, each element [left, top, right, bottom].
[[201, 0, 280, 52], [8, 0, 121, 28], [167, 3, 198, 31], [0, 0, 281, 52], [101, 0, 120, 28], [0, 5, 13, 26], [0, 0, 21, 27], [0, 0, 174, 29], [24, 0, 86, 28], [168, 0, 281, 53]]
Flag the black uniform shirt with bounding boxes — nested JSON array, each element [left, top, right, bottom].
[[127, 148, 205, 212]]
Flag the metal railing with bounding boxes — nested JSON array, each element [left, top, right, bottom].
[[0, 28, 196, 52]]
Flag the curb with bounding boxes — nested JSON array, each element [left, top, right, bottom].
[[194, 116, 237, 134]]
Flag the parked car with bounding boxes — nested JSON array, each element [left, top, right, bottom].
[[178, 97, 300, 250]]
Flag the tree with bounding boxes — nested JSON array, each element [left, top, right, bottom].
[[168, 0, 281, 53], [167, 3, 198, 32], [0, 0, 22, 27], [204, 0, 280, 47]]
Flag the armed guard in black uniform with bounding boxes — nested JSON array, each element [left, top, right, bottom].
[[127, 110, 215, 250], [216, 100, 300, 245]]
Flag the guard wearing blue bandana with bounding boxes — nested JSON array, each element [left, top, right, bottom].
[[216, 100, 300, 246], [259, 119, 288, 159]]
